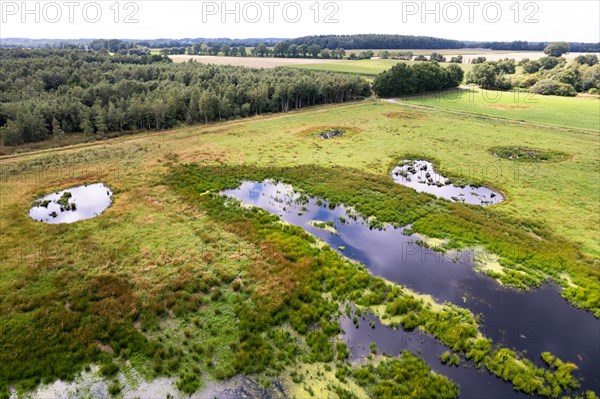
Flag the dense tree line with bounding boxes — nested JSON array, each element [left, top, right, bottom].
[[1, 47, 169, 63], [89, 38, 282, 52], [376, 50, 415, 60], [0, 49, 370, 146], [0, 38, 282, 50], [372, 62, 464, 97], [187, 41, 377, 60], [287, 34, 464, 50], [3, 37, 598, 53], [284, 36, 599, 52], [466, 40, 599, 52]]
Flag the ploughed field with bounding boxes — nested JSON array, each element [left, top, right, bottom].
[[1, 94, 598, 398]]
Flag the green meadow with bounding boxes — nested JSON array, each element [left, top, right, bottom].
[[1, 94, 598, 397], [398, 88, 600, 131], [283, 59, 478, 76]]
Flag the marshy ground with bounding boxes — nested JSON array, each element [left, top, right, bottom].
[[1, 93, 599, 398]]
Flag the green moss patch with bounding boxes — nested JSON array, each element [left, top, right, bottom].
[[490, 146, 569, 162]]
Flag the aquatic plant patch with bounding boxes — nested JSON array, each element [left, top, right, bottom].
[[165, 164, 592, 397], [166, 163, 600, 316], [490, 146, 570, 162], [298, 126, 360, 140]]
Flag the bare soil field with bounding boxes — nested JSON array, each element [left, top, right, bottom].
[[169, 54, 339, 68]]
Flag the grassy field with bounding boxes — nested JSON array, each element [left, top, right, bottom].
[[395, 88, 600, 131], [1, 96, 597, 256], [194, 100, 599, 257], [283, 59, 478, 76], [1, 95, 598, 397]]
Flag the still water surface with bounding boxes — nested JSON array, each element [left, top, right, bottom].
[[222, 180, 599, 398], [29, 183, 113, 224]]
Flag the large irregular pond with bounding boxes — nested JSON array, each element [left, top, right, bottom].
[[391, 160, 503, 206], [340, 307, 531, 399], [29, 183, 113, 224], [222, 181, 599, 398]]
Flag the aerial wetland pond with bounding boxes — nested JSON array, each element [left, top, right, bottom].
[[222, 180, 600, 398], [29, 183, 113, 224], [15, 153, 597, 399], [21, 172, 598, 399], [391, 160, 503, 206]]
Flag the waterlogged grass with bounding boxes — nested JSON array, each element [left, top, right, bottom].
[[285, 362, 370, 399], [164, 164, 588, 397], [168, 163, 600, 316], [1, 99, 598, 397], [489, 146, 570, 163], [3, 100, 598, 257], [0, 164, 257, 395], [398, 88, 600, 131], [349, 353, 459, 399], [196, 101, 598, 257]]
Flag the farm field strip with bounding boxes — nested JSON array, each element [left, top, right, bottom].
[[169, 54, 340, 67]]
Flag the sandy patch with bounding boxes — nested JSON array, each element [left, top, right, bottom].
[[169, 55, 339, 68]]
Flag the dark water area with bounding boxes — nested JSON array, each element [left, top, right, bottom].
[[222, 181, 600, 397], [340, 309, 533, 399], [391, 160, 503, 206], [29, 183, 113, 224]]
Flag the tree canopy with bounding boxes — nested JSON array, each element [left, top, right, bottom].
[[372, 62, 464, 97], [288, 34, 464, 50], [0, 49, 370, 146], [544, 42, 571, 57]]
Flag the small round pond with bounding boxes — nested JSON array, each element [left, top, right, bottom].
[[391, 160, 504, 206], [29, 183, 113, 224]]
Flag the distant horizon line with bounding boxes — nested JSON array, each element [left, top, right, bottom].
[[2, 36, 599, 44]]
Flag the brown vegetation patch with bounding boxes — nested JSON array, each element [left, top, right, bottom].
[[384, 112, 428, 120], [484, 105, 533, 111], [84, 275, 138, 321]]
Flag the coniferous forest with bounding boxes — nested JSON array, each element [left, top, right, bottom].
[[0, 48, 371, 146]]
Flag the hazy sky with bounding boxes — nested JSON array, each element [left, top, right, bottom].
[[1, 1, 599, 42]]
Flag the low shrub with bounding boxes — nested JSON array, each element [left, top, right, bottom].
[[531, 79, 577, 96]]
